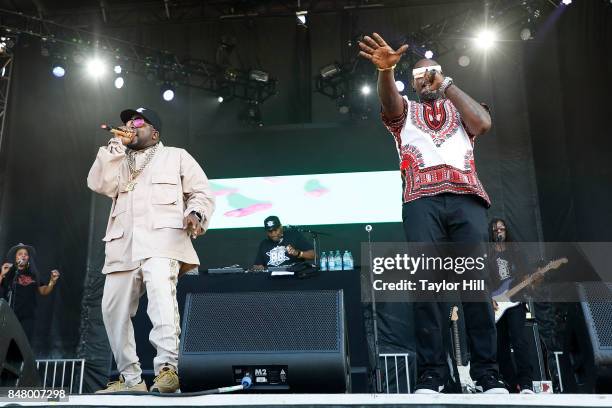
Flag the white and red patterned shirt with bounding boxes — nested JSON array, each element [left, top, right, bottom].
[[382, 96, 490, 206]]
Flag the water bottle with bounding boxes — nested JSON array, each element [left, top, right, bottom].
[[328, 251, 336, 271], [347, 251, 354, 270], [320, 251, 328, 271], [342, 250, 349, 270], [343, 250, 354, 270], [335, 250, 342, 271]]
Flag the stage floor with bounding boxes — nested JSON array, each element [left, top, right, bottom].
[[9, 393, 612, 407]]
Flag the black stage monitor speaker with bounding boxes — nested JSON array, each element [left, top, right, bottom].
[[0, 299, 40, 387], [179, 290, 351, 393], [566, 283, 612, 393]]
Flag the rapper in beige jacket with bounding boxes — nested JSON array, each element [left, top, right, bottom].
[[87, 140, 215, 275]]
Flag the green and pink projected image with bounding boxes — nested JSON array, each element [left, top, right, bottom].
[[208, 171, 402, 229]]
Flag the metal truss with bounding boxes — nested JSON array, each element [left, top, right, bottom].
[[315, 0, 554, 107], [0, 7, 277, 103]]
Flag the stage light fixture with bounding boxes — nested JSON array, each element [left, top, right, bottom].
[[241, 102, 263, 127], [458, 55, 471, 67], [424, 50, 434, 59], [561, 0, 572, 5], [114, 77, 124, 89], [86, 58, 106, 78], [520, 28, 532, 41], [163, 89, 175, 101], [361, 84, 371, 96], [395, 80, 405, 93], [72, 51, 84, 64], [114, 65, 122, 74], [320, 64, 341, 79], [337, 96, 350, 114], [218, 96, 224, 103], [296, 11, 307, 26], [475, 30, 497, 50], [162, 83, 175, 101], [249, 70, 269, 83], [52, 65, 66, 78]]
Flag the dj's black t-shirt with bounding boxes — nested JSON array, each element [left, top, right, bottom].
[[253, 229, 313, 267]]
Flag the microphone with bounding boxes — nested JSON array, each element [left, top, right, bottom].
[[365, 225, 372, 232], [495, 233, 503, 243], [100, 124, 135, 139]]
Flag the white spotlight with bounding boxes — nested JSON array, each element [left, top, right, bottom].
[[86, 58, 106, 77], [395, 80, 405, 92], [424, 50, 434, 59], [361, 84, 371, 95], [114, 65, 122, 74], [114, 77, 124, 89], [475, 30, 497, 50], [52, 65, 66, 78], [458, 55, 471, 67], [217, 96, 224, 103], [162, 89, 175, 101], [561, 0, 572, 5]]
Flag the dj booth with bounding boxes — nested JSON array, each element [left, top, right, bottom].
[[127, 268, 372, 392]]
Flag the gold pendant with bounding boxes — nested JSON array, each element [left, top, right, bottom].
[[125, 181, 136, 191]]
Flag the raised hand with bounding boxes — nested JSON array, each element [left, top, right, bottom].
[[50, 269, 60, 283], [1, 263, 12, 277], [358, 33, 409, 70]]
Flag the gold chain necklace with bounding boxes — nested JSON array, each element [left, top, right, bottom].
[[125, 143, 159, 191]]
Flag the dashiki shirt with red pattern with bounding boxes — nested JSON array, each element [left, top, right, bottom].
[[382, 96, 491, 207]]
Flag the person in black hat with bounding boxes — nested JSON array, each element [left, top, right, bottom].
[[252, 216, 315, 271], [0, 243, 60, 342], [87, 107, 215, 393]]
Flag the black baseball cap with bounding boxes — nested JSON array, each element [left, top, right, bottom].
[[264, 215, 281, 231], [120, 107, 162, 132]]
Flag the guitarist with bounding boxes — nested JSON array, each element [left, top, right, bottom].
[[489, 218, 535, 394]]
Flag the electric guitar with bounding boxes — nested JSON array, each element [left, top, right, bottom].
[[450, 306, 475, 393], [492, 257, 568, 322]]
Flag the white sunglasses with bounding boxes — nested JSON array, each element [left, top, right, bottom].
[[412, 65, 442, 79]]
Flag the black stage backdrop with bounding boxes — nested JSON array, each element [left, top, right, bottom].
[[0, 0, 608, 389]]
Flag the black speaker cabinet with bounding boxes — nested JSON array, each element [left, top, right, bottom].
[[565, 283, 612, 393], [0, 299, 40, 387], [178, 290, 351, 393]]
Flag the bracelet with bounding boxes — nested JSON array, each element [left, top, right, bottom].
[[377, 64, 396, 72], [439, 76, 454, 97]]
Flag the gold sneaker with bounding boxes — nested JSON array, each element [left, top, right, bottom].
[[95, 376, 147, 393], [150, 365, 180, 393]]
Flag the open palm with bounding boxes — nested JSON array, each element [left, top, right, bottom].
[[358, 33, 409, 69]]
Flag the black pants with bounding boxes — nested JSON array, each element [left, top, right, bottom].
[[402, 193, 499, 381], [497, 304, 533, 390]]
